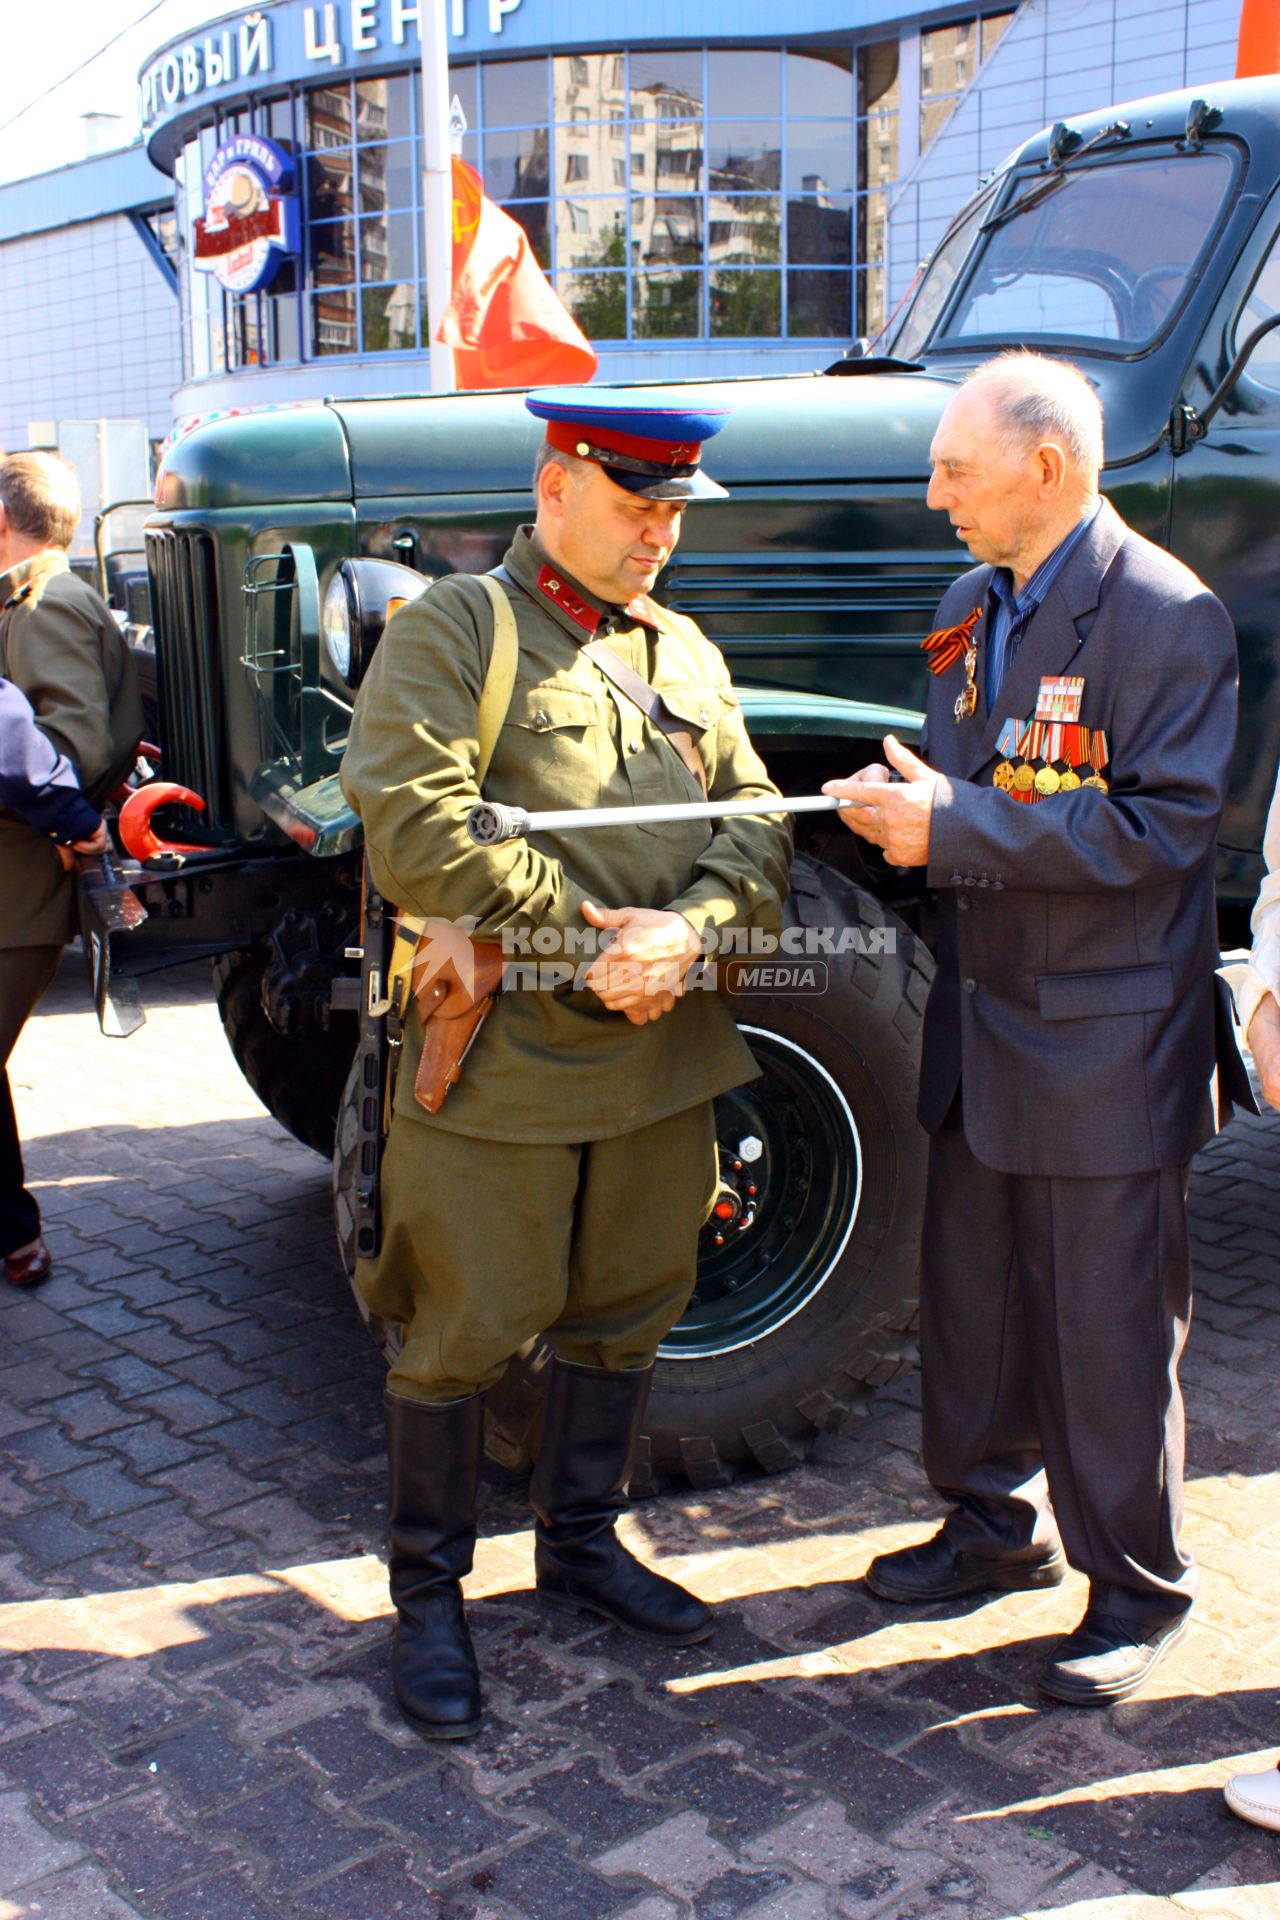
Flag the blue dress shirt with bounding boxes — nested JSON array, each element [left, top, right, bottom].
[[984, 505, 1100, 710]]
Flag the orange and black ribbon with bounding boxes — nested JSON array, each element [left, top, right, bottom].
[[922, 606, 983, 677]]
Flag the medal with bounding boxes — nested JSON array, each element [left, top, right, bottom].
[[993, 761, 1015, 791], [954, 681, 977, 721], [1034, 765, 1061, 796], [1012, 763, 1036, 792], [1058, 768, 1081, 791], [1083, 773, 1109, 792]]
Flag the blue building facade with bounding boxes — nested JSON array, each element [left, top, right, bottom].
[[0, 0, 1246, 452]]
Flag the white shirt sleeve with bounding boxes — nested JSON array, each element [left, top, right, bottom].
[[1221, 764, 1280, 1044]]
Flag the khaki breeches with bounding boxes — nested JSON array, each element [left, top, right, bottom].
[[359, 1101, 719, 1402]]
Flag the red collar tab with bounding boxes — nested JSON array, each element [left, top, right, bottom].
[[546, 419, 700, 470], [536, 563, 601, 635]]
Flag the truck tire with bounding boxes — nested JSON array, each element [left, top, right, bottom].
[[213, 949, 356, 1156], [332, 856, 931, 1486]]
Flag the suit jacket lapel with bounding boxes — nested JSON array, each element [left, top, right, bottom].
[[970, 499, 1126, 771]]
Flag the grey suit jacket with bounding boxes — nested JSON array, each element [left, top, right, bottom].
[[918, 499, 1238, 1178]]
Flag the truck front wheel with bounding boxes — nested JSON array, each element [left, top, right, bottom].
[[333, 856, 931, 1487], [214, 949, 357, 1156]]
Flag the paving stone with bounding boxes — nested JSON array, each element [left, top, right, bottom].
[[303, 1849, 463, 1920], [4, 1720, 143, 1818], [268, 1705, 435, 1799], [543, 1682, 710, 1777], [644, 1753, 811, 1842], [54, 1461, 168, 1523], [0, 1784, 85, 1889], [148, 1868, 295, 1919], [8, 1508, 104, 1569], [366, 1760, 529, 1870], [595, 1810, 741, 1898], [73, 1787, 237, 1895], [502, 1756, 652, 1852], [471, 1833, 634, 1920], [0, 1856, 149, 1917], [797, 1729, 938, 1835], [138, 1716, 296, 1812], [4, 1419, 109, 1482], [134, 1383, 235, 1435], [691, 1868, 792, 1917], [203, 1780, 371, 1884]]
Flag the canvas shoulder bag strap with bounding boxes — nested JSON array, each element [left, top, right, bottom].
[[388, 570, 520, 1004], [580, 636, 709, 799]]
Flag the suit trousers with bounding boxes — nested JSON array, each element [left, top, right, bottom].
[[921, 1096, 1197, 1622], [0, 946, 63, 1257], [361, 1099, 718, 1403]]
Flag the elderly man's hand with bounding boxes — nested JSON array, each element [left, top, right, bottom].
[[823, 735, 939, 867], [581, 902, 703, 1024], [1247, 992, 1280, 1113]]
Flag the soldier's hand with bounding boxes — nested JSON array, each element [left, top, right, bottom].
[[581, 903, 702, 1019], [72, 821, 111, 856], [1247, 992, 1280, 1113], [823, 735, 937, 867]]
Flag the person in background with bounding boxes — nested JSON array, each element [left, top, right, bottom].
[[0, 453, 141, 1288], [1220, 764, 1280, 1830]]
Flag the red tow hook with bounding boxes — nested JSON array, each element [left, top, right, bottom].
[[118, 783, 209, 861]]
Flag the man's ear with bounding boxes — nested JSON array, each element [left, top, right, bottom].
[[536, 456, 572, 523], [1035, 441, 1068, 498]]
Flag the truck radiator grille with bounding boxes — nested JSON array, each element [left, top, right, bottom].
[[145, 528, 229, 836]]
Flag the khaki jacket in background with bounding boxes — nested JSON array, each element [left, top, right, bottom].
[[0, 552, 143, 949]]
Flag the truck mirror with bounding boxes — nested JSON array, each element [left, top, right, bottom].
[[321, 557, 432, 689]]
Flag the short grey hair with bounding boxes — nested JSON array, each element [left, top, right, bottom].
[[532, 441, 592, 488], [963, 351, 1103, 478]]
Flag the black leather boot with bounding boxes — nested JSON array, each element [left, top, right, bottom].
[[385, 1391, 484, 1740], [531, 1359, 713, 1646]]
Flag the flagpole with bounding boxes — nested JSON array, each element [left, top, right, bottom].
[[420, 0, 456, 392]]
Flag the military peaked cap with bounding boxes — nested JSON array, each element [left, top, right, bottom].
[[526, 386, 730, 500]]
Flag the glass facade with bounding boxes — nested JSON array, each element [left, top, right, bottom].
[[171, 23, 1014, 380]]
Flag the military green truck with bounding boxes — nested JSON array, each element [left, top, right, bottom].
[[114, 74, 1280, 1487]]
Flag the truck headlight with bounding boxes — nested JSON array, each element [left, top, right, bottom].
[[321, 557, 430, 690]]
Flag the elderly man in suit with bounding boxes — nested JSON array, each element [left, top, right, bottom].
[[825, 351, 1237, 1706]]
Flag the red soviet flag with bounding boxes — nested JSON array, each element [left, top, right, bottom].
[[1237, 0, 1280, 73], [439, 157, 597, 389]]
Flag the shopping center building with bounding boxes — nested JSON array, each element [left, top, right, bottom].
[[0, 0, 1246, 459]]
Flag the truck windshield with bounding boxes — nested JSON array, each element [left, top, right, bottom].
[[891, 149, 1233, 355]]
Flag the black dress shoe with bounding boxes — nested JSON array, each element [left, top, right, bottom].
[[1039, 1608, 1188, 1706], [866, 1529, 1066, 1604]]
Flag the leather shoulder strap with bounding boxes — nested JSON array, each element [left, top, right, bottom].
[[475, 572, 519, 787], [581, 636, 708, 798]]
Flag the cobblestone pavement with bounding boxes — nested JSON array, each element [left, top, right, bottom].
[[1, 959, 1278, 1920]]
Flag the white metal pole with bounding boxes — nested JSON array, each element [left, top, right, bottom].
[[419, 0, 456, 393]]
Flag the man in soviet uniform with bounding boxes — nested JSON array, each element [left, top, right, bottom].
[[340, 389, 792, 1740], [0, 453, 141, 1286]]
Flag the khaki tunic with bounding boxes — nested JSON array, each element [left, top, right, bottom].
[[340, 527, 793, 1144], [0, 553, 143, 952]]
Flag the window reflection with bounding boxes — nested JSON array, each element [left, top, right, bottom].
[[180, 41, 927, 365], [707, 124, 781, 193], [707, 50, 780, 118], [633, 268, 701, 336], [632, 196, 703, 267], [556, 198, 626, 269]]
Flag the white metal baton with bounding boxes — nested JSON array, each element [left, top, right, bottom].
[[467, 794, 845, 846]]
